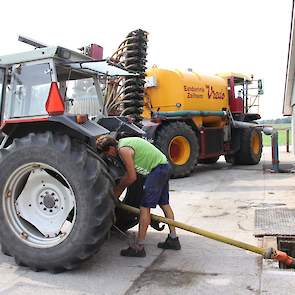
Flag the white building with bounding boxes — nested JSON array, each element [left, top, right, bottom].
[[284, 1, 295, 152]]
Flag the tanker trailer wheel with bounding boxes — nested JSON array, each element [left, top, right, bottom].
[[235, 127, 263, 165], [154, 122, 198, 178], [0, 132, 114, 272]]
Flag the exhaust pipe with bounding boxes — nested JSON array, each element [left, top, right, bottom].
[[231, 120, 273, 136]]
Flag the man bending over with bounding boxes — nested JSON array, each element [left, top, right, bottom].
[[96, 135, 181, 257]]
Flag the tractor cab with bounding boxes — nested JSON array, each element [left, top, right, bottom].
[[0, 46, 141, 141], [217, 72, 263, 116]]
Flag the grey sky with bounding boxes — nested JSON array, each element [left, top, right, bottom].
[[0, 0, 292, 119]]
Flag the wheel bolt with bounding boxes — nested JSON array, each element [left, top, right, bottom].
[[55, 199, 58, 202], [40, 202, 43, 205], [43, 208, 47, 211], [21, 232, 28, 239], [51, 193, 55, 196]]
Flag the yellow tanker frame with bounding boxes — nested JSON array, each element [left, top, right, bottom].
[[143, 66, 264, 178]]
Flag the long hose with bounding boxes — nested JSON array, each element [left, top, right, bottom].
[[118, 202, 295, 268]]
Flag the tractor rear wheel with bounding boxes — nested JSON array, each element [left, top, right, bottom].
[[0, 132, 114, 272], [235, 128, 263, 165], [154, 122, 198, 178]]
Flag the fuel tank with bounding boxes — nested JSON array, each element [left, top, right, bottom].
[[144, 66, 229, 125]]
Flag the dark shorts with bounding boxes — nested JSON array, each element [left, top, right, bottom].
[[141, 164, 171, 208]]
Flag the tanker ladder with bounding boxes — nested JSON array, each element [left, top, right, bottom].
[[118, 202, 295, 268]]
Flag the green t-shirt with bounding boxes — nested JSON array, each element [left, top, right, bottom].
[[118, 137, 168, 175]]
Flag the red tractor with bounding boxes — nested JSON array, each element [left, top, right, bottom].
[[0, 35, 148, 272]]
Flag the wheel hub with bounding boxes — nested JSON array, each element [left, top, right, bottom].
[[169, 136, 191, 165], [41, 190, 58, 210], [15, 168, 74, 238], [43, 194, 55, 209], [252, 132, 261, 155]]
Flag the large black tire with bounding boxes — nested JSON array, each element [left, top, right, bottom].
[[115, 174, 144, 231], [115, 174, 165, 232], [198, 156, 220, 164], [234, 128, 263, 165], [154, 122, 198, 178], [0, 132, 114, 272]]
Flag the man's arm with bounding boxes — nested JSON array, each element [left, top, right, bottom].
[[113, 147, 137, 198]]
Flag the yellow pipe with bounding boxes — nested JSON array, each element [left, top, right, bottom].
[[119, 203, 266, 256]]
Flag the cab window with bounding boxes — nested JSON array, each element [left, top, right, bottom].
[[6, 63, 52, 119]]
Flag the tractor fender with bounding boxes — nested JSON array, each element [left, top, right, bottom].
[[2, 115, 110, 148]]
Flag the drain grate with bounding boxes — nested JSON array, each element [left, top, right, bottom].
[[255, 208, 295, 237]]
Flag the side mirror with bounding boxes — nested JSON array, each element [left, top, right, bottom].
[[258, 79, 264, 95]]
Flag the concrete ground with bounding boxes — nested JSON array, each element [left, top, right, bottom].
[[1, 147, 295, 295]]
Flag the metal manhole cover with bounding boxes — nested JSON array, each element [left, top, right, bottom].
[[255, 208, 295, 237]]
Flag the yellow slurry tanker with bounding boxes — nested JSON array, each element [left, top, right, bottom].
[[142, 67, 264, 178], [104, 30, 264, 178]]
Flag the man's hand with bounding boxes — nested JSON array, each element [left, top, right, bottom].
[[113, 147, 137, 198]]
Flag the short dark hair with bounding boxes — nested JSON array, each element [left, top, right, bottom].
[[96, 135, 118, 152]]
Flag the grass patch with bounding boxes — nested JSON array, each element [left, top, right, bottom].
[[262, 124, 291, 146]]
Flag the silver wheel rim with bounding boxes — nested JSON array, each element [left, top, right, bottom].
[[3, 162, 77, 248]]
